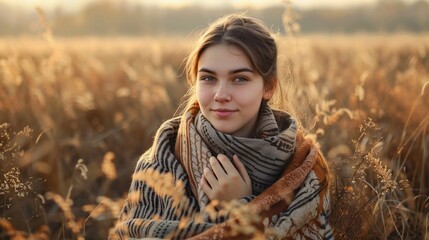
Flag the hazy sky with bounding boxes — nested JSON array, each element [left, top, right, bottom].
[[0, 0, 425, 11]]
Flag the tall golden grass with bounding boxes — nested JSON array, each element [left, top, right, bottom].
[[1, 11, 428, 240]]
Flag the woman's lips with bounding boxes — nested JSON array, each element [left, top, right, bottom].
[[212, 109, 237, 118]]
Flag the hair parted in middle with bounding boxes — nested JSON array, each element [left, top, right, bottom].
[[185, 13, 278, 91]]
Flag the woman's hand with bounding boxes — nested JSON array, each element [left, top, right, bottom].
[[201, 154, 252, 202]]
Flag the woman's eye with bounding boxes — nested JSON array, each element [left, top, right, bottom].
[[200, 76, 215, 82], [234, 76, 248, 82]]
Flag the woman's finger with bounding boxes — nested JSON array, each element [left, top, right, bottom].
[[203, 167, 218, 187], [209, 156, 227, 179], [232, 155, 252, 185], [216, 154, 237, 175], [200, 175, 212, 196]]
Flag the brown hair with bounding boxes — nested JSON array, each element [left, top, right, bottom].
[[185, 13, 278, 89]]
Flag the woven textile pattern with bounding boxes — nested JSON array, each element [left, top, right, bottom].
[[109, 104, 333, 239]]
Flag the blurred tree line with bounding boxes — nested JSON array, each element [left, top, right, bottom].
[[1, 0, 429, 36]]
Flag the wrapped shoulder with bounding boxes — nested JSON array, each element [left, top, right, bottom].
[[137, 117, 181, 168]]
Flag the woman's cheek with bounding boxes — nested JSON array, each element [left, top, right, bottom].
[[196, 87, 212, 106]]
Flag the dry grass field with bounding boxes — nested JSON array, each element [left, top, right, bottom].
[[0, 32, 428, 239]]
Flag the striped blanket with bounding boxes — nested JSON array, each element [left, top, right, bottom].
[[109, 105, 333, 239]]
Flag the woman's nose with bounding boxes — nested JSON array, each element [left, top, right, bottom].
[[214, 83, 231, 102]]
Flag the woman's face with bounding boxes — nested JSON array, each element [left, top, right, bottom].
[[196, 43, 273, 137]]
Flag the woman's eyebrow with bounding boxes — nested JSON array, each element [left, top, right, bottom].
[[198, 68, 215, 74], [230, 68, 254, 74], [198, 67, 254, 74]]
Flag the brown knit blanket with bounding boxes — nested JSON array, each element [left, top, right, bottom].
[[109, 104, 332, 239]]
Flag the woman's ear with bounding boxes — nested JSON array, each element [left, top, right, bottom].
[[263, 88, 274, 100], [263, 80, 275, 100]]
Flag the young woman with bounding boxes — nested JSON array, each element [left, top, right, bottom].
[[110, 14, 332, 239]]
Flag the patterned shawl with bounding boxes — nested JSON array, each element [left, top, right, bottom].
[[109, 104, 333, 239], [175, 103, 297, 209]]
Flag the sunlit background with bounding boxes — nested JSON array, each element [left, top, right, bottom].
[[1, 0, 427, 9], [1, 0, 429, 36], [0, 0, 428, 239]]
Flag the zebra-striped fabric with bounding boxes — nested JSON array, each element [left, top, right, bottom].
[[109, 104, 333, 239]]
